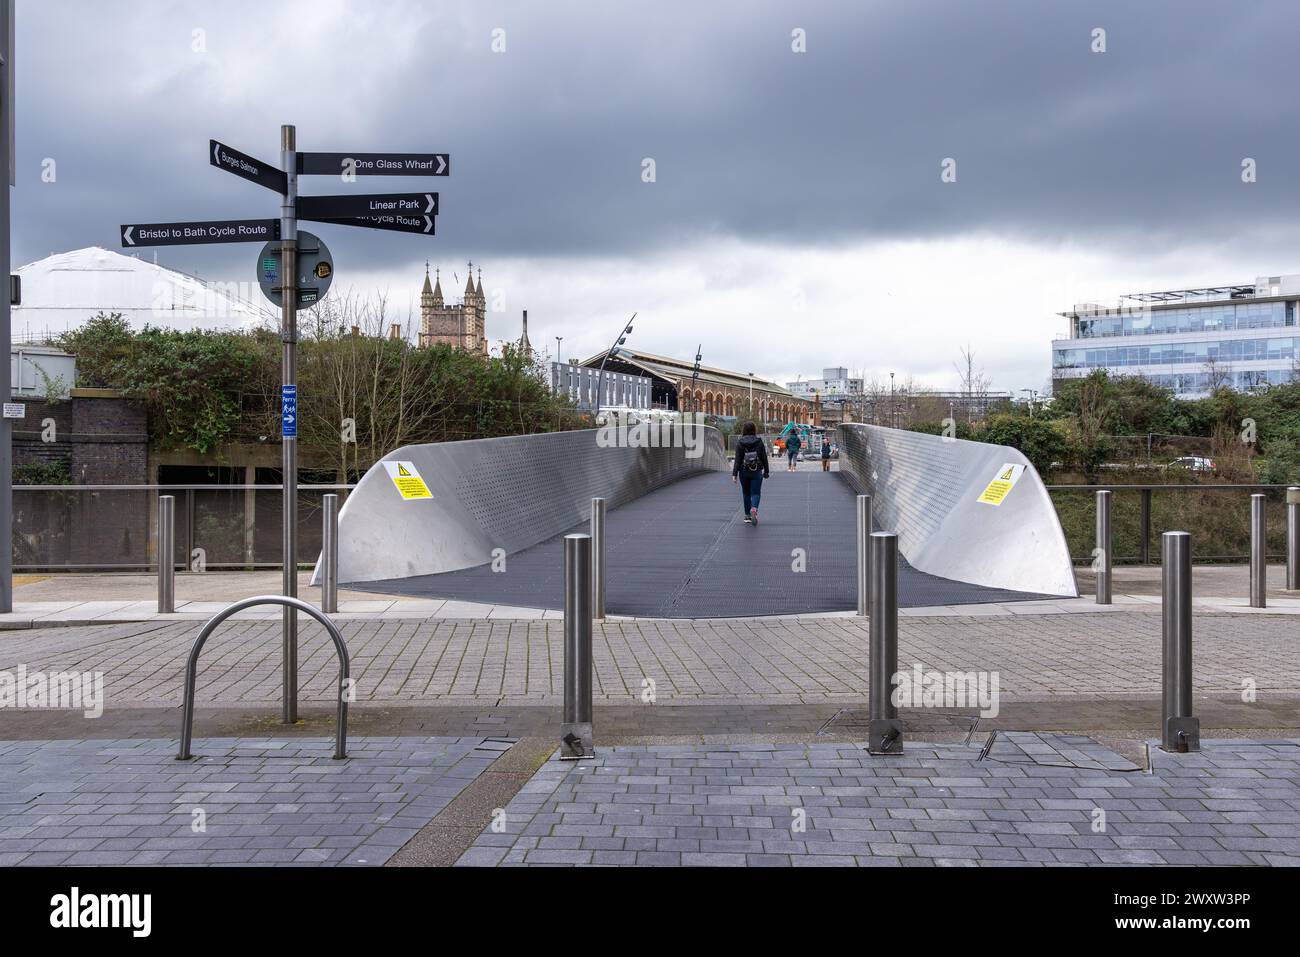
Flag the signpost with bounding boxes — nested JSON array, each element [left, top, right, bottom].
[[210, 139, 287, 193], [297, 192, 437, 220], [121, 219, 278, 247], [297, 151, 449, 177], [308, 213, 434, 235], [0, 0, 13, 613], [280, 385, 297, 437], [119, 127, 447, 722]]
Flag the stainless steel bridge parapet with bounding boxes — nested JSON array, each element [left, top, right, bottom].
[[837, 423, 1077, 597], [314, 424, 726, 585], [177, 595, 350, 761]]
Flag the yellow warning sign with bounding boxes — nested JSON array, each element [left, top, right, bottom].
[[977, 463, 1025, 506], [382, 460, 432, 500]]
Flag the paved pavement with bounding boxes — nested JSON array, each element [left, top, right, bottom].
[[4, 567, 1298, 629], [1, 612, 1297, 708], [456, 734, 1300, 867], [0, 735, 510, 866]]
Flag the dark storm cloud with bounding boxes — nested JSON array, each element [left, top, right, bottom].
[[11, 0, 1298, 273]]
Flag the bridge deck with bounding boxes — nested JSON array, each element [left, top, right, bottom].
[[351, 470, 1055, 617]]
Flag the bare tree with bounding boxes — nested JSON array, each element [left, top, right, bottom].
[[954, 344, 992, 421]]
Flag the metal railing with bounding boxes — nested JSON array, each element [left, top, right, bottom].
[[177, 595, 350, 761], [13, 482, 352, 572], [1047, 483, 1295, 564]]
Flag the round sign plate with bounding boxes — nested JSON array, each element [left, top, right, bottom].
[[256, 230, 334, 310]]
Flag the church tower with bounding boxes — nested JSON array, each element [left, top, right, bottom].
[[418, 261, 487, 356]]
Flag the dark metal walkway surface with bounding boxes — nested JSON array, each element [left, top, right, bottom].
[[352, 471, 1055, 617]]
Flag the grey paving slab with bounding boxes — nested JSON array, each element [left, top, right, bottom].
[[0, 736, 509, 866], [456, 734, 1300, 867], [3, 609, 1298, 709]]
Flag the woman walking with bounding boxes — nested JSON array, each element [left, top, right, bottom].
[[732, 422, 769, 525], [784, 428, 802, 471]]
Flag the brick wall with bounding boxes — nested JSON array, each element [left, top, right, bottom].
[[69, 396, 148, 484], [11, 393, 150, 569]]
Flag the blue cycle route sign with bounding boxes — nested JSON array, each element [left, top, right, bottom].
[[281, 384, 298, 438]]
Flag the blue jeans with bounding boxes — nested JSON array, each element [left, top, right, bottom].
[[787, 450, 798, 466], [740, 471, 763, 513]]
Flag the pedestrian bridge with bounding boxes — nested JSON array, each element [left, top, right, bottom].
[[317, 423, 1077, 617]]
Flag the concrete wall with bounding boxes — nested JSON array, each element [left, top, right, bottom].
[[321, 424, 727, 584], [837, 423, 1077, 597]]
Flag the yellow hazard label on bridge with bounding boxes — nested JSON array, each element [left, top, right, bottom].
[[977, 463, 1026, 506], [382, 460, 432, 500]]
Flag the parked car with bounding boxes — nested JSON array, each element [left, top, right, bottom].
[[1166, 456, 1216, 474]]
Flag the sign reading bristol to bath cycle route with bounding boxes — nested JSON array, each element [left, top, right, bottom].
[[977, 463, 1026, 506], [383, 461, 432, 500]]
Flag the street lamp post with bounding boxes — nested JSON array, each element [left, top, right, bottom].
[[889, 372, 895, 429], [555, 335, 563, 362], [595, 313, 636, 416]]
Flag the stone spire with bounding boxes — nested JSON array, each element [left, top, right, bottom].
[[431, 267, 443, 306], [421, 261, 433, 295], [475, 267, 483, 298], [464, 260, 475, 298]]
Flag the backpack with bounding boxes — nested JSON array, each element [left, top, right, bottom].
[[743, 446, 761, 471]]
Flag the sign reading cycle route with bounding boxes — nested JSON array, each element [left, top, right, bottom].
[[297, 152, 449, 176], [382, 461, 433, 500], [298, 192, 438, 220], [309, 212, 435, 235], [121, 219, 280, 247]]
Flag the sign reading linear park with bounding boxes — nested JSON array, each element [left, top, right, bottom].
[[976, 463, 1026, 506], [297, 192, 438, 220], [383, 461, 432, 500]]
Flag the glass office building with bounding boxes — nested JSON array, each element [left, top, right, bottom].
[[1052, 276, 1300, 397]]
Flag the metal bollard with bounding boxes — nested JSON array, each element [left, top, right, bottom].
[[321, 494, 339, 614], [157, 495, 175, 614], [1095, 489, 1112, 605], [855, 494, 871, 616], [867, 531, 903, 754], [561, 533, 594, 759], [591, 497, 606, 620], [1160, 531, 1199, 753], [1250, 493, 1267, 608], [1288, 487, 1300, 591]]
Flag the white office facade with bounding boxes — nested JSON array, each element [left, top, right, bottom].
[[787, 366, 864, 398], [551, 361, 653, 411], [1053, 276, 1300, 398]]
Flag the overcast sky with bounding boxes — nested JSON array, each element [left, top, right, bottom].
[[14, 0, 1300, 394]]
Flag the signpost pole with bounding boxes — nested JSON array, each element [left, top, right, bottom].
[[280, 124, 299, 724], [0, 0, 11, 613]]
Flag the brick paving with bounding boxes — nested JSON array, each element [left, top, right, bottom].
[[1, 612, 1297, 707], [456, 734, 1300, 867], [0, 735, 510, 866]]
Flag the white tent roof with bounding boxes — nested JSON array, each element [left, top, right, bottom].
[[12, 246, 275, 342]]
